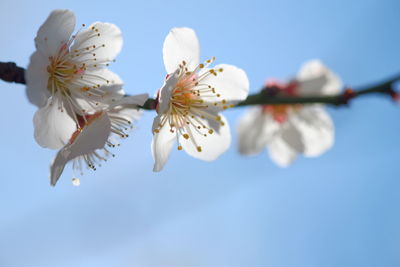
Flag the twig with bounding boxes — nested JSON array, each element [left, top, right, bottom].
[[0, 62, 26, 84], [1, 61, 398, 110]]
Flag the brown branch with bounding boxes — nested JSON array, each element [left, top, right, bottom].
[[1, 61, 398, 110], [0, 62, 26, 84], [235, 74, 400, 108]]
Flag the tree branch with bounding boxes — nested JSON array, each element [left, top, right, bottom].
[[0, 62, 26, 84], [1, 61, 398, 110], [236, 74, 400, 108]]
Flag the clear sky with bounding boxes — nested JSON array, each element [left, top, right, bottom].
[[0, 0, 399, 266]]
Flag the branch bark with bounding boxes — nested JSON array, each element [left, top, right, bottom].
[[236, 75, 399, 108], [0, 62, 26, 84], [1, 61, 398, 110]]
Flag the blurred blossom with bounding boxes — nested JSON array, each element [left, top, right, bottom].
[[152, 27, 249, 171], [237, 60, 342, 166]]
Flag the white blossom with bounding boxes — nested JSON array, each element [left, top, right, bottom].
[[152, 27, 249, 171], [26, 9, 124, 149], [50, 92, 148, 186]]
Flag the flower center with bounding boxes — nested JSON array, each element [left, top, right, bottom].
[[154, 58, 231, 152], [69, 111, 104, 144], [262, 80, 300, 123], [47, 43, 85, 97], [69, 109, 133, 175], [42, 25, 120, 127]]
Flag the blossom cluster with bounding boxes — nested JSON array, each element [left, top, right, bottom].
[[26, 10, 342, 186]]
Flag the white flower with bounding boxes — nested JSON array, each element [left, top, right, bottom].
[[26, 9, 124, 149], [50, 91, 148, 186], [237, 60, 342, 167], [152, 27, 249, 171]]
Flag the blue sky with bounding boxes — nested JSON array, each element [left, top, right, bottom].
[[0, 0, 399, 266]]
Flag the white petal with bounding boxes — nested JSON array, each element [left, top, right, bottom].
[[291, 106, 334, 157], [109, 106, 143, 123], [80, 68, 123, 88], [157, 69, 180, 114], [35, 9, 76, 57], [73, 83, 124, 113], [71, 22, 123, 63], [267, 136, 298, 167], [151, 115, 176, 172], [280, 121, 305, 154], [25, 51, 50, 107], [237, 107, 280, 155], [50, 113, 111, 186], [296, 59, 342, 95], [71, 68, 124, 112], [200, 64, 249, 106], [34, 96, 76, 150], [163, 27, 200, 74], [108, 94, 149, 122], [180, 114, 231, 161], [111, 93, 149, 107]]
